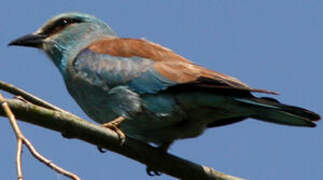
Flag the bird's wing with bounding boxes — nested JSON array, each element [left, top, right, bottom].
[[74, 38, 277, 95]]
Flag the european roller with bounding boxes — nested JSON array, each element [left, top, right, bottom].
[[9, 13, 320, 153]]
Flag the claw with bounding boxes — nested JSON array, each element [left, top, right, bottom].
[[61, 132, 74, 139], [146, 167, 162, 176], [102, 116, 126, 145], [97, 146, 107, 153], [144, 142, 172, 176]]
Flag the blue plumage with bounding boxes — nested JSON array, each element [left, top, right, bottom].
[[74, 48, 176, 94], [69, 47, 186, 144], [9, 12, 320, 150]]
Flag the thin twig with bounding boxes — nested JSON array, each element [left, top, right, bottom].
[[0, 80, 65, 112], [16, 139, 23, 180], [0, 92, 81, 180], [22, 137, 81, 179]]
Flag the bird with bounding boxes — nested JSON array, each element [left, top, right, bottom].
[[9, 12, 320, 155]]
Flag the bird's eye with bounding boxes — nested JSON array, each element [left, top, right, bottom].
[[60, 18, 82, 26], [40, 18, 83, 36], [62, 19, 68, 24], [59, 18, 73, 26]]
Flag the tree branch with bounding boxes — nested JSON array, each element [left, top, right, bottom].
[[0, 82, 244, 180], [0, 81, 66, 112]]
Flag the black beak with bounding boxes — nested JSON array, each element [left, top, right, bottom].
[[8, 34, 47, 48]]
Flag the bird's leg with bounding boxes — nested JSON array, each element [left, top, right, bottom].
[[157, 143, 172, 153], [146, 142, 172, 176], [102, 116, 126, 145]]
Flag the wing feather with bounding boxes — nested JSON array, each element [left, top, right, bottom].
[[83, 38, 278, 95]]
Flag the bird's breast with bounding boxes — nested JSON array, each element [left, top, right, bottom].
[[64, 72, 118, 122]]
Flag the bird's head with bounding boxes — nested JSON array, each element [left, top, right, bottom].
[[9, 12, 116, 72]]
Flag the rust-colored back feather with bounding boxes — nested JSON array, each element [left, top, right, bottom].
[[88, 38, 190, 63], [88, 38, 278, 95]]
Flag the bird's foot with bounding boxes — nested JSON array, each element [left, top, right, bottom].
[[61, 132, 74, 139], [101, 116, 126, 145], [146, 168, 162, 176], [97, 146, 107, 153], [145, 142, 172, 176]]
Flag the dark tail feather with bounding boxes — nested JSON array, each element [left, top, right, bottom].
[[236, 97, 320, 127]]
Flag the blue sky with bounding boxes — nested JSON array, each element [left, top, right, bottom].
[[1, 1, 322, 179]]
